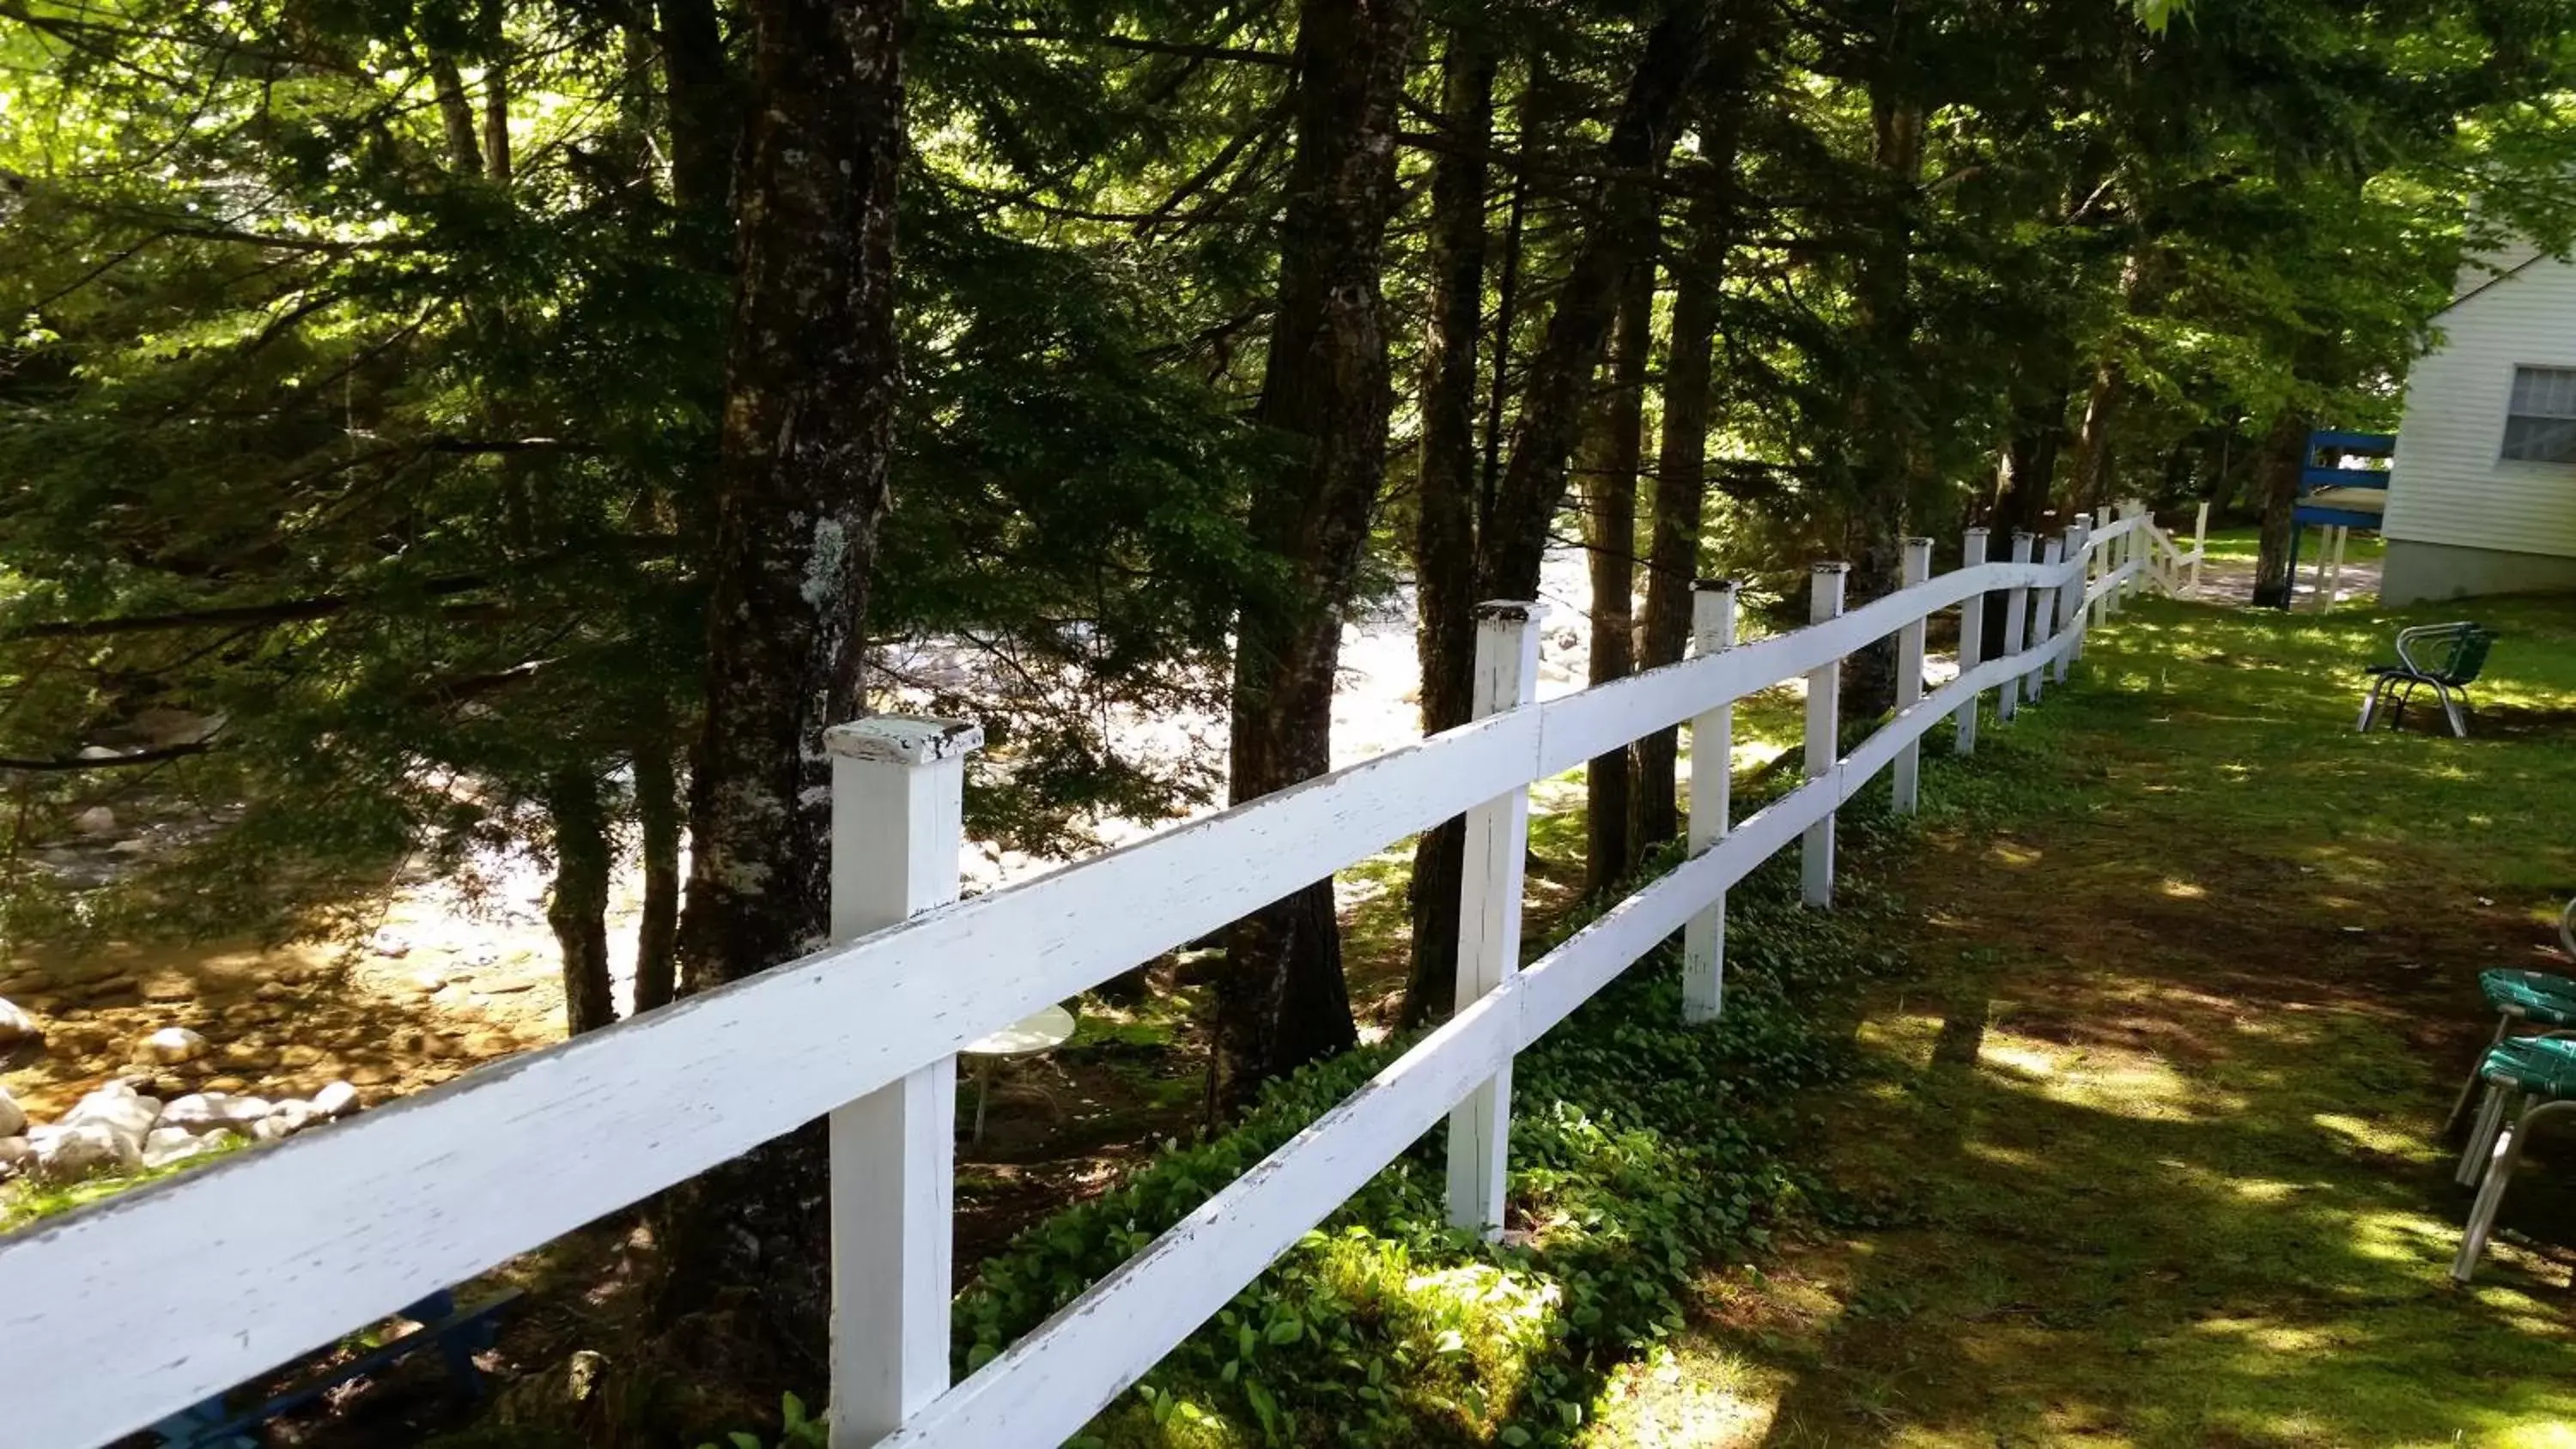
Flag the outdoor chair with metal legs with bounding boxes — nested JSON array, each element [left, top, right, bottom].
[[2356, 621, 2494, 737], [2445, 898, 2576, 1136], [2452, 1034, 2576, 1282]]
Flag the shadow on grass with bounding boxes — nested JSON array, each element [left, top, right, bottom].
[[1593, 591, 2576, 1448]]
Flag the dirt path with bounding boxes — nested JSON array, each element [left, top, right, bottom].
[[1589, 592, 2576, 1448]]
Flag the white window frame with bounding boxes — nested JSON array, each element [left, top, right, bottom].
[[2499, 363, 2576, 464]]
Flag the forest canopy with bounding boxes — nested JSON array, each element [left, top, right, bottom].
[[5, 0, 2576, 1381]]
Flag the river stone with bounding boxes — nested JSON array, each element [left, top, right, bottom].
[[64, 1082, 160, 1138], [0, 1136, 27, 1176], [311, 1081, 360, 1118], [139, 1026, 210, 1064], [0, 1086, 24, 1137], [141, 1126, 206, 1169], [31, 1121, 140, 1178], [0, 996, 39, 1045]]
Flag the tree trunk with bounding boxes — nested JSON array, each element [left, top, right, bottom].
[[427, 54, 484, 176], [632, 740, 682, 1014], [2068, 359, 2124, 512], [1631, 189, 1728, 859], [2067, 246, 2154, 512], [1479, 81, 1534, 529], [2252, 408, 2309, 609], [659, 0, 737, 220], [1406, 6, 1706, 1022], [1402, 37, 1494, 1028], [1216, 0, 1417, 1106], [1986, 384, 2069, 655], [545, 766, 617, 1036], [1580, 257, 1651, 897], [1472, 0, 1712, 611], [1838, 88, 1925, 722], [650, 0, 906, 1364], [482, 56, 513, 185]]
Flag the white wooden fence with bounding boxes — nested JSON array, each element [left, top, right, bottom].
[[0, 506, 2166, 1449], [2142, 500, 2212, 597]]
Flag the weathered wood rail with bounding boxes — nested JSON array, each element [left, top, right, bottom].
[[0, 507, 2160, 1449]]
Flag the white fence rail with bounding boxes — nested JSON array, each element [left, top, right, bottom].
[[0, 508, 2164, 1449], [2142, 500, 2212, 596]]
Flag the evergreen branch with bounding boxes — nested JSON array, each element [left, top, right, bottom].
[[5, 576, 496, 640], [0, 742, 214, 772], [939, 24, 1291, 67]]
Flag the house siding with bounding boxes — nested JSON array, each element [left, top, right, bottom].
[[2385, 258, 2576, 566]]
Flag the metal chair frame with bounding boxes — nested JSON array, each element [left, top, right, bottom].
[[2356, 621, 2491, 737], [2448, 900, 2576, 1283], [2455, 1089, 2576, 1282], [2449, 900, 2576, 1134]]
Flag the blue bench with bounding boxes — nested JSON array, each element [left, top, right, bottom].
[[149, 1288, 520, 1448]]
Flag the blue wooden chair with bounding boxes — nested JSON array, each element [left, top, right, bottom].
[[149, 1288, 519, 1447]]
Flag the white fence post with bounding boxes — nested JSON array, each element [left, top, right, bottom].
[[1998, 530, 2033, 720], [2090, 505, 2112, 627], [2055, 520, 2086, 683], [2190, 500, 2209, 594], [2026, 534, 2063, 704], [1892, 537, 1931, 814], [1801, 562, 1847, 908], [2114, 503, 2139, 613], [1953, 527, 1988, 755], [1445, 600, 1540, 1239], [1682, 579, 1737, 1023], [2105, 509, 2123, 615], [825, 717, 981, 1449]]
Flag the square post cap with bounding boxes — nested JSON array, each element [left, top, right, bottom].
[[823, 716, 985, 766]]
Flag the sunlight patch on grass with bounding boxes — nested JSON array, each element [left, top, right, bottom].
[[1583, 591, 2576, 1449], [2310, 1111, 2427, 1159], [1586, 1341, 1787, 1449]]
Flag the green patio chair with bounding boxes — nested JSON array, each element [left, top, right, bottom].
[[2447, 898, 2576, 1136], [2452, 1035, 2576, 1282], [2450, 900, 2576, 1282], [2356, 621, 2493, 737]]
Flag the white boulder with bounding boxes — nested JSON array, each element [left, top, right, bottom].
[[138, 1026, 210, 1064], [154, 1091, 270, 1133], [30, 1121, 141, 1179], [0, 1085, 24, 1137], [141, 1126, 206, 1169], [0, 1136, 27, 1176], [311, 1081, 360, 1119], [63, 1082, 160, 1139], [264, 1099, 320, 1136], [0, 996, 39, 1045]]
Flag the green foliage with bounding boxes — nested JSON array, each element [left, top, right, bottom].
[[942, 818, 1929, 1447], [695, 1392, 829, 1449], [1597, 594, 2576, 1445]]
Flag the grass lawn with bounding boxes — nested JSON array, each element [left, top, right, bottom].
[[2197, 523, 2390, 567], [1588, 589, 2576, 1448]]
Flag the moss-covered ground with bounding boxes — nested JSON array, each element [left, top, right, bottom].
[[1589, 590, 2576, 1448]]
